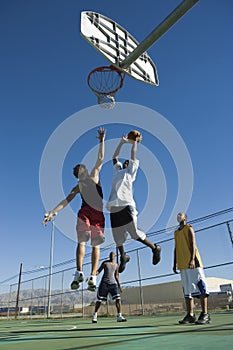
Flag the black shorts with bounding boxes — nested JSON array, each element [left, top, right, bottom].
[[110, 206, 133, 228], [97, 282, 120, 302], [110, 205, 146, 245]]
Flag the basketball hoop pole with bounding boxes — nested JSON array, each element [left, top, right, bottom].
[[120, 0, 199, 69], [47, 216, 55, 318]]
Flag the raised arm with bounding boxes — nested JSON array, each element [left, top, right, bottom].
[[42, 184, 80, 225], [112, 135, 128, 164], [131, 139, 138, 161], [130, 132, 143, 160], [90, 127, 106, 182]]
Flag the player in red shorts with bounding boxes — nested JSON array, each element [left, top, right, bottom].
[[43, 128, 106, 291]]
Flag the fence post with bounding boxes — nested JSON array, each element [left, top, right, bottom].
[[226, 222, 233, 248], [82, 283, 84, 319], [15, 263, 22, 319], [47, 216, 55, 318], [60, 271, 64, 318], [30, 280, 34, 319], [136, 249, 145, 315], [7, 285, 12, 320]]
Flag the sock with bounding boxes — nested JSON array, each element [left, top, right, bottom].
[[118, 313, 122, 317]]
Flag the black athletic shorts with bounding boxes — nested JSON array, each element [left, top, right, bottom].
[[110, 205, 134, 228]]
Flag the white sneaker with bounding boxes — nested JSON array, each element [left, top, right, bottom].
[[87, 275, 97, 291], [117, 315, 127, 322], [92, 314, 97, 323], [70, 271, 84, 290]]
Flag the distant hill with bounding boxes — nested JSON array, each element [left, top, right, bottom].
[[0, 288, 96, 308]]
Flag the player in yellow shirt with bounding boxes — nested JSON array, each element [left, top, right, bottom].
[[173, 212, 210, 324]]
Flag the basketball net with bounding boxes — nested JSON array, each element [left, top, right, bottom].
[[88, 66, 125, 109], [97, 94, 115, 109]]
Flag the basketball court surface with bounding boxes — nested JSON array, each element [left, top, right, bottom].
[[0, 312, 232, 349]]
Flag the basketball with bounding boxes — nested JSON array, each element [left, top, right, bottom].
[[127, 130, 142, 143]]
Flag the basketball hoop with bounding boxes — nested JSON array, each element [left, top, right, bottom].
[[87, 66, 125, 109]]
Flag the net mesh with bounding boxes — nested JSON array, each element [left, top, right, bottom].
[[97, 94, 115, 109], [88, 66, 124, 108]]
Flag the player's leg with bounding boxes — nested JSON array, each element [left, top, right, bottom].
[[110, 207, 130, 273], [200, 294, 208, 314], [86, 245, 100, 291], [115, 299, 121, 314], [117, 245, 126, 257], [94, 301, 101, 313], [195, 295, 210, 324], [195, 268, 210, 324], [117, 244, 130, 273], [126, 205, 161, 265], [179, 297, 196, 324], [110, 284, 127, 322], [92, 301, 101, 323], [70, 242, 85, 290], [186, 297, 194, 315], [71, 208, 91, 290], [137, 236, 161, 265], [178, 269, 196, 324], [91, 245, 100, 274], [115, 299, 126, 322], [76, 243, 86, 271], [92, 282, 107, 323], [87, 209, 105, 291], [90, 208, 105, 246]]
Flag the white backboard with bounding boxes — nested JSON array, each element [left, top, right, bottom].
[[81, 11, 159, 86]]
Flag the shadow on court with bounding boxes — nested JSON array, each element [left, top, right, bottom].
[[0, 313, 232, 350]]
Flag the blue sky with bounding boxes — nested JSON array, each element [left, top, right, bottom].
[[1, 0, 233, 292]]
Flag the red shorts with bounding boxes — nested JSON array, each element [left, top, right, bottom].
[[76, 206, 105, 246]]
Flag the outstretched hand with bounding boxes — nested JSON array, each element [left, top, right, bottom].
[[120, 134, 128, 143], [42, 211, 56, 226], [96, 127, 106, 141], [42, 214, 51, 226], [135, 134, 142, 143]]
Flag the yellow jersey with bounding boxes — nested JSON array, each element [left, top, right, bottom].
[[174, 224, 203, 270]]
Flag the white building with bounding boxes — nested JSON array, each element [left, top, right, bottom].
[[121, 277, 233, 306]]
